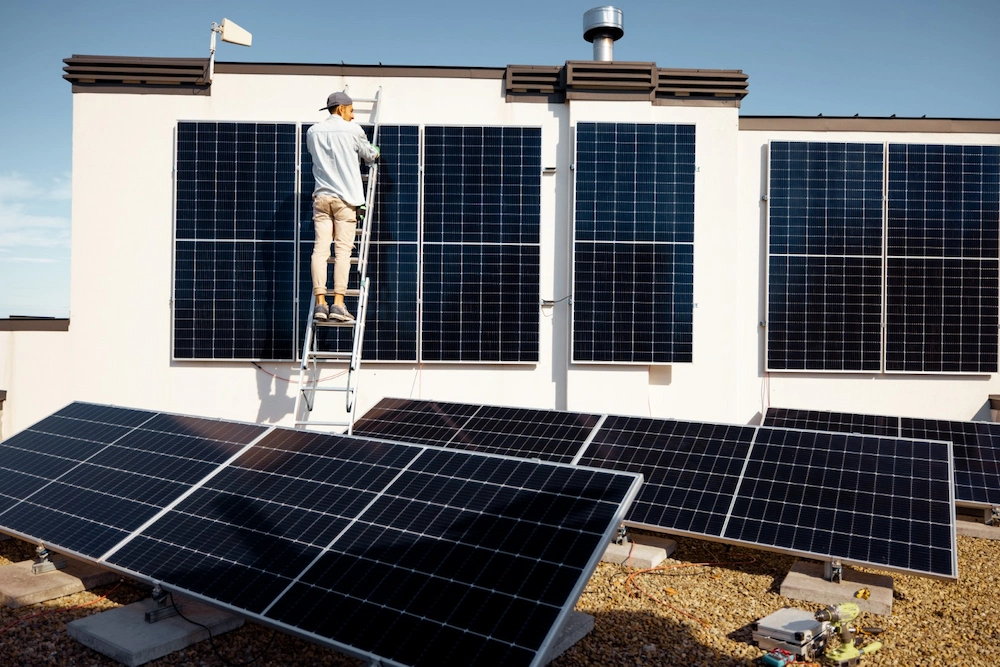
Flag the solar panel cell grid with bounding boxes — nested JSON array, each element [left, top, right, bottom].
[[764, 407, 1000, 508], [767, 141, 1000, 374], [422, 126, 542, 363], [173, 122, 298, 361], [726, 428, 955, 577], [351, 397, 481, 446], [579, 417, 756, 536], [573, 122, 696, 364], [0, 404, 268, 559]]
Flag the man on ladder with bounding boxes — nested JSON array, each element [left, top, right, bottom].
[[306, 90, 380, 322]]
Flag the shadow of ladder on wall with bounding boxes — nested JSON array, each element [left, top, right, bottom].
[[294, 88, 382, 433]]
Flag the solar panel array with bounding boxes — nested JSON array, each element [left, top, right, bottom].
[[767, 141, 1000, 374], [764, 406, 1000, 507], [355, 397, 958, 579], [0, 403, 641, 667], [176, 122, 541, 364], [573, 122, 695, 364]]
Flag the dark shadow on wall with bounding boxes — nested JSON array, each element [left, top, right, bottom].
[[254, 363, 297, 424]]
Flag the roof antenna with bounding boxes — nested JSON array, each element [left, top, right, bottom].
[[209, 18, 253, 83]]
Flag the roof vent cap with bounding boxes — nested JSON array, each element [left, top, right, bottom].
[[583, 6, 624, 61]]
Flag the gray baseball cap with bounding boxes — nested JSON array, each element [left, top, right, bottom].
[[320, 91, 353, 110]]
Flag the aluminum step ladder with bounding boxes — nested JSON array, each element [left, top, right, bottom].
[[294, 88, 382, 432]]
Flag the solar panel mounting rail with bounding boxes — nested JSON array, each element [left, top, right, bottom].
[[295, 88, 383, 433]]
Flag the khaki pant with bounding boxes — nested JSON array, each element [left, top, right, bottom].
[[311, 194, 357, 296]]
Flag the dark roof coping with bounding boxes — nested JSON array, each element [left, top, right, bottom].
[[63, 55, 748, 107], [0, 317, 70, 332], [739, 116, 1000, 133]]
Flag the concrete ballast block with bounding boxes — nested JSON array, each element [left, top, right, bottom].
[[67, 596, 244, 667]]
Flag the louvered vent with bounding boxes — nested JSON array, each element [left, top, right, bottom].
[[63, 56, 210, 90], [656, 68, 748, 100], [566, 61, 656, 90], [505, 65, 563, 94]]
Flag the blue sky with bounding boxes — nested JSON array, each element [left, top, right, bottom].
[[1, 0, 997, 318]]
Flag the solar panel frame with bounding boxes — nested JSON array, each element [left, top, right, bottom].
[[0, 403, 643, 667], [885, 144, 1000, 374], [725, 426, 957, 579]]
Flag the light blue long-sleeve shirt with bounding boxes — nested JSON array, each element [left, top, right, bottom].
[[306, 115, 379, 206]]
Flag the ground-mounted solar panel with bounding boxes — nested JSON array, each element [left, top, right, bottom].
[[727, 427, 956, 578], [763, 407, 898, 437], [578, 417, 756, 536], [357, 398, 958, 579], [573, 122, 695, 364], [766, 141, 885, 372], [0, 404, 642, 667], [885, 144, 1000, 374], [354, 397, 602, 464], [173, 122, 298, 361], [0, 403, 267, 559], [764, 406, 1000, 507], [422, 126, 542, 363]]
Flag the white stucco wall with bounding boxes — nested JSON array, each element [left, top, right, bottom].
[[2, 65, 998, 438]]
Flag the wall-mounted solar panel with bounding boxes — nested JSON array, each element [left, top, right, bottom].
[[356, 398, 958, 579], [885, 144, 1000, 374], [354, 397, 602, 464], [727, 426, 955, 578], [573, 122, 695, 364], [578, 417, 755, 536], [0, 403, 642, 667], [763, 406, 1000, 507], [299, 125, 421, 362], [174, 122, 298, 360], [766, 142, 885, 372], [422, 126, 541, 363]]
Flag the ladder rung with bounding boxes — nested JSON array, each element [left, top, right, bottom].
[[293, 420, 351, 428], [324, 288, 362, 297], [308, 351, 353, 360], [306, 386, 350, 393], [314, 322, 356, 330]]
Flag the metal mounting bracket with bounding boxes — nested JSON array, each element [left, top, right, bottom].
[[32, 545, 67, 575], [145, 585, 181, 623]]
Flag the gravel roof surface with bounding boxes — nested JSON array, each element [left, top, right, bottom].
[[1, 531, 997, 667]]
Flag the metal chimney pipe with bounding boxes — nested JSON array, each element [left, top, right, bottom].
[[583, 6, 624, 61]]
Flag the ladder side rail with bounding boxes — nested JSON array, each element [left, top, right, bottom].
[[356, 88, 382, 285]]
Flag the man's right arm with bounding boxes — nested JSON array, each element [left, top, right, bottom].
[[355, 128, 380, 165]]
